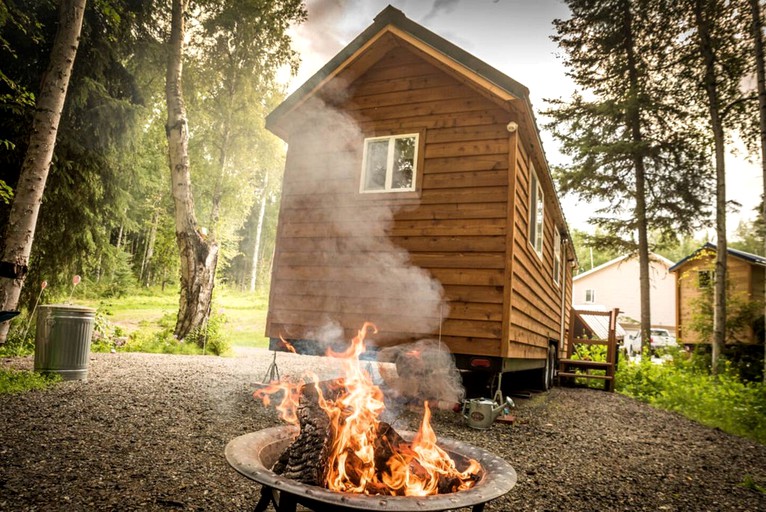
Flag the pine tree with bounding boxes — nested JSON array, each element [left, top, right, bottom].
[[546, 0, 712, 350]]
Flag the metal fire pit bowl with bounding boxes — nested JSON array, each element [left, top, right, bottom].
[[226, 425, 516, 512]]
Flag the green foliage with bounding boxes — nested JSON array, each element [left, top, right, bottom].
[[617, 354, 766, 444], [730, 220, 765, 257], [546, 0, 713, 255], [184, 312, 230, 356], [90, 310, 127, 353], [0, 368, 60, 394], [121, 328, 203, 355], [571, 228, 620, 274], [0, 326, 34, 357], [568, 341, 608, 388], [740, 474, 766, 494]]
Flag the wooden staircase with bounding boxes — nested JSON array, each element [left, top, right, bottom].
[[557, 307, 619, 392]]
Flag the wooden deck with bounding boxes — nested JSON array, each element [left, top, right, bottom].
[[557, 308, 619, 391]]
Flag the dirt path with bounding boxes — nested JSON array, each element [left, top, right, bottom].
[[1, 351, 764, 511]]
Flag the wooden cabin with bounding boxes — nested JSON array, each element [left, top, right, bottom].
[[264, 6, 575, 386], [670, 243, 766, 345]]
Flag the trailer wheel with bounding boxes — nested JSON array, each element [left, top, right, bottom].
[[540, 344, 556, 391]]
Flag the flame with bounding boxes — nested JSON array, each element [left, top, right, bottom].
[[279, 335, 297, 353], [254, 322, 481, 495]]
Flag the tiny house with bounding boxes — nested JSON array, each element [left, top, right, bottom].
[[670, 243, 766, 345], [264, 6, 575, 387]]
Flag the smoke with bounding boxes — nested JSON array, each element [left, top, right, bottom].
[[282, 94, 449, 346], [377, 339, 465, 405]]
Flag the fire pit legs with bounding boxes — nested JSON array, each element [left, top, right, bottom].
[[252, 484, 491, 512], [253, 486, 298, 512]]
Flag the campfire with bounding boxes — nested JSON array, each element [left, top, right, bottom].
[[253, 323, 482, 496]]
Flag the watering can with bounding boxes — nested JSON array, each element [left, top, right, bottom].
[[462, 390, 514, 429]]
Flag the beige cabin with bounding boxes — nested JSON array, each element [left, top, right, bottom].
[[671, 243, 765, 345], [264, 6, 575, 380]]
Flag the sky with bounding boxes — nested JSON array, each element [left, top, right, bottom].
[[278, 0, 762, 239]]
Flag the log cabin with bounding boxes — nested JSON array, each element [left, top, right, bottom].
[[670, 243, 766, 346], [264, 5, 575, 389]]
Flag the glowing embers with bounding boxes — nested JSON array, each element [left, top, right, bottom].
[[253, 322, 482, 496]]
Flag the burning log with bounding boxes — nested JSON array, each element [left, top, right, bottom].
[[255, 322, 482, 496], [272, 380, 342, 484]]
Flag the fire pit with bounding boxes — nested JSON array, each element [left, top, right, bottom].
[[226, 425, 516, 512]]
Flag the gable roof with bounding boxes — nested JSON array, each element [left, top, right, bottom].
[[266, 5, 575, 259], [669, 242, 766, 272], [573, 253, 675, 282], [266, 5, 530, 135]]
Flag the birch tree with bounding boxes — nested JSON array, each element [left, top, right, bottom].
[[165, 0, 219, 340], [676, 0, 750, 373], [0, 0, 87, 343]]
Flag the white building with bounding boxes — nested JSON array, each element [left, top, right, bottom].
[[572, 254, 676, 332]]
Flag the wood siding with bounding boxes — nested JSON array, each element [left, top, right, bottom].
[[675, 251, 760, 344], [267, 44, 570, 360]]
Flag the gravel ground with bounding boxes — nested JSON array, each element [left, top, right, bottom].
[[1, 349, 765, 511]]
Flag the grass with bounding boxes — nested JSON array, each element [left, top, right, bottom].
[[82, 285, 270, 350], [0, 368, 61, 394]]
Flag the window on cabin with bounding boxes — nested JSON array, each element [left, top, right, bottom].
[[553, 229, 561, 286], [698, 270, 713, 288], [585, 289, 595, 303], [528, 164, 544, 258], [361, 134, 417, 193]]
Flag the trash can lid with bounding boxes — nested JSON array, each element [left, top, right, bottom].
[[39, 304, 97, 313]]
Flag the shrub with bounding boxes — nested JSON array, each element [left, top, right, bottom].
[[0, 324, 35, 357], [616, 352, 766, 444], [90, 310, 128, 353], [0, 368, 61, 394], [184, 312, 230, 356]]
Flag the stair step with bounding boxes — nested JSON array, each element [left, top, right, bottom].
[[557, 371, 614, 381], [559, 359, 612, 369]]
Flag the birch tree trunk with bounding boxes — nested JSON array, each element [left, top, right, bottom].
[[166, 0, 219, 341], [693, 0, 727, 374], [249, 176, 269, 292], [0, 0, 87, 344], [140, 209, 158, 286], [749, 0, 766, 382]]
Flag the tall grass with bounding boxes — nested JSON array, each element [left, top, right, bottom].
[[616, 352, 766, 444]]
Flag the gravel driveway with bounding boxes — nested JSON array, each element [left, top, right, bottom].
[[1, 349, 765, 511]]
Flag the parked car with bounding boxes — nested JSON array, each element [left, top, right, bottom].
[[649, 328, 677, 350], [621, 328, 677, 355]]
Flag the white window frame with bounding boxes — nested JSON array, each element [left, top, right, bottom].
[[553, 228, 561, 286], [585, 289, 595, 303], [360, 133, 418, 194], [528, 164, 544, 258]]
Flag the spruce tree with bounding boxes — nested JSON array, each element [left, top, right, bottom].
[[546, 0, 712, 350]]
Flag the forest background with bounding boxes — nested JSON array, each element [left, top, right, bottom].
[[0, 0, 764, 353]]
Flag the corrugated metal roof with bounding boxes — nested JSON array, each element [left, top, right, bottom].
[[573, 306, 626, 339], [669, 242, 766, 272]]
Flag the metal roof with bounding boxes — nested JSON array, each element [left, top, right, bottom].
[[668, 242, 766, 272]]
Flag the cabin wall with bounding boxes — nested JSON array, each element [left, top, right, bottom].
[[267, 45, 570, 360], [675, 254, 759, 345], [506, 142, 567, 359]]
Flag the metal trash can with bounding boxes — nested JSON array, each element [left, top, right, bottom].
[[34, 304, 96, 381]]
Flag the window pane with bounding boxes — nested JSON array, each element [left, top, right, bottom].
[[391, 137, 415, 190], [364, 140, 388, 191], [528, 173, 538, 246], [535, 186, 544, 253]]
